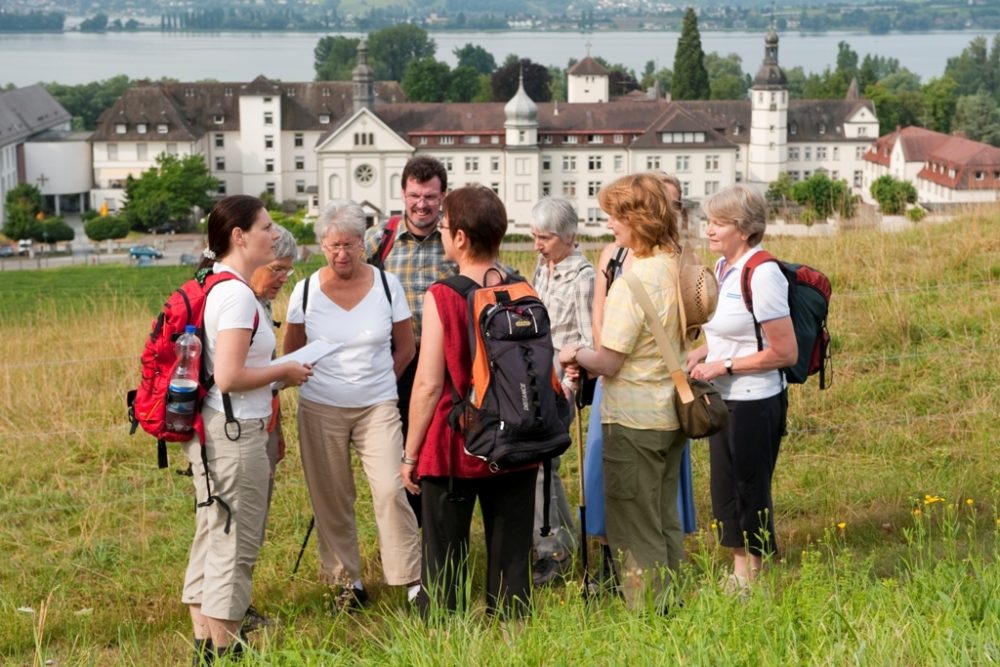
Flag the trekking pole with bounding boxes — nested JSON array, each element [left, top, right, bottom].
[[575, 372, 591, 598], [291, 515, 315, 577]]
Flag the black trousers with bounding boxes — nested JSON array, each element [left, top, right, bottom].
[[708, 390, 787, 557], [396, 352, 422, 524], [417, 469, 536, 617]]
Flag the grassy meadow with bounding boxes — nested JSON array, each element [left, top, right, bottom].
[[0, 213, 998, 665]]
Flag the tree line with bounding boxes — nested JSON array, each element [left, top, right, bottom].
[[0, 11, 64, 32]]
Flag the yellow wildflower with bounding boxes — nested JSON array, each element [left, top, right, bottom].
[[965, 498, 974, 507], [837, 522, 846, 531], [923, 494, 944, 505]]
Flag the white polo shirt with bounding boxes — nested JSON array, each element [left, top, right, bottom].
[[702, 247, 789, 401]]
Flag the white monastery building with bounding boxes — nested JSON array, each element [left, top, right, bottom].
[[90, 32, 879, 231]]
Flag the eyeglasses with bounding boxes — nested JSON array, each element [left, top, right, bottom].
[[266, 265, 295, 278], [404, 193, 441, 205], [321, 241, 363, 254]]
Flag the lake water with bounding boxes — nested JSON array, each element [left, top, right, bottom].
[[1, 29, 993, 86]]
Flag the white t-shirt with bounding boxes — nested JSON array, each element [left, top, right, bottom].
[[203, 262, 276, 419], [703, 247, 790, 401], [286, 266, 411, 408]]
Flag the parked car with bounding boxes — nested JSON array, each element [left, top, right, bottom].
[[129, 245, 164, 259], [150, 221, 182, 234], [0, 245, 14, 258], [18, 239, 32, 256]]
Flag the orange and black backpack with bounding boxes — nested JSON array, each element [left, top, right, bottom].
[[441, 269, 572, 471]]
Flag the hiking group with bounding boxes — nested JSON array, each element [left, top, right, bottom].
[[131, 154, 829, 663]]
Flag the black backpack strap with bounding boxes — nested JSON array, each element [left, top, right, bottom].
[[604, 246, 629, 295], [377, 267, 392, 305], [539, 458, 553, 538]]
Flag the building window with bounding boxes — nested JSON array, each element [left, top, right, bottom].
[[588, 135, 604, 144], [705, 155, 720, 171], [490, 183, 500, 194], [319, 114, 330, 124], [137, 143, 147, 160], [217, 181, 227, 195], [515, 184, 530, 201], [681, 181, 690, 196], [166, 143, 177, 155], [561, 181, 576, 196], [107, 143, 118, 160], [418, 136, 428, 145], [705, 181, 720, 195], [542, 156, 551, 172], [817, 147, 828, 160], [833, 147, 840, 160], [491, 135, 500, 144], [296, 180, 306, 194], [440, 136, 455, 145], [265, 135, 274, 149], [562, 156, 576, 172], [263, 96, 272, 103], [215, 133, 224, 148], [137, 123, 147, 134], [440, 157, 453, 171], [215, 156, 225, 171], [789, 147, 800, 160], [115, 123, 127, 134], [463, 135, 481, 144], [213, 114, 224, 124], [675, 155, 690, 172], [266, 182, 275, 196], [976, 171, 985, 181], [294, 133, 304, 148], [491, 157, 501, 173], [613, 134, 624, 144], [541, 182, 551, 196], [735, 171, 743, 183], [263, 112, 273, 125], [224, 87, 233, 97], [586, 207, 605, 224], [803, 170, 812, 179], [157, 124, 168, 134], [265, 159, 274, 173], [541, 135, 554, 144], [858, 127, 868, 136], [354, 164, 374, 184], [790, 170, 800, 181], [853, 170, 863, 188], [465, 157, 480, 173], [614, 155, 624, 172], [565, 135, 579, 144], [587, 181, 602, 197], [790, 122, 798, 135], [646, 156, 661, 170], [515, 158, 530, 176], [588, 155, 602, 171], [856, 146, 866, 160], [295, 156, 305, 170], [804, 147, 812, 160], [832, 170, 840, 180]]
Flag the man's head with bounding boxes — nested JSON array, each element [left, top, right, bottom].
[[400, 155, 448, 232], [249, 224, 298, 301]]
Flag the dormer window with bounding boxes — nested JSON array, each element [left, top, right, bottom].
[[491, 136, 500, 144], [440, 136, 454, 145], [185, 88, 194, 97], [463, 135, 481, 144], [819, 123, 826, 135], [137, 123, 147, 134], [789, 122, 798, 135], [224, 87, 233, 97], [263, 96, 272, 103], [115, 123, 127, 134], [213, 114, 225, 124], [318, 114, 330, 124], [157, 123, 168, 134]]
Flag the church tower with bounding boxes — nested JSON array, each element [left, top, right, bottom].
[[352, 39, 375, 113], [748, 29, 788, 188]]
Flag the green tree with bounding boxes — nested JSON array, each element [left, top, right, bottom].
[[870, 175, 917, 214], [953, 91, 1000, 146], [944, 35, 998, 98], [765, 172, 795, 215], [45, 75, 133, 130], [791, 173, 855, 219], [922, 76, 958, 133], [123, 154, 218, 231], [401, 58, 451, 102], [454, 43, 496, 75], [34, 216, 74, 248], [865, 71, 925, 131], [84, 215, 130, 242], [672, 8, 710, 100], [314, 35, 359, 81], [447, 66, 482, 103], [79, 13, 109, 32], [705, 52, 749, 100], [491, 57, 551, 102], [367, 25, 435, 82], [2, 183, 43, 241]]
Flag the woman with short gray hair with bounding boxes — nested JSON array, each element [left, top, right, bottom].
[[283, 202, 421, 608], [528, 197, 594, 585]]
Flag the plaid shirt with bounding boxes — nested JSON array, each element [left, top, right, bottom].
[[531, 249, 595, 352], [364, 219, 457, 346]]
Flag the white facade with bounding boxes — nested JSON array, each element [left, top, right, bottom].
[[91, 139, 197, 212], [748, 87, 788, 187], [568, 73, 609, 104]]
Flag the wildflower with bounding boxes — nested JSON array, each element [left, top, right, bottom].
[[923, 494, 944, 505], [837, 522, 846, 531], [912, 508, 922, 517], [710, 520, 718, 531], [965, 498, 974, 507]]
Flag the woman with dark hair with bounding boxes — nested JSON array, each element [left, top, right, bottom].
[[688, 184, 797, 595], [558, 173, 686, 610], [182, 195, 312, 662], [399, 185, 536, 617]]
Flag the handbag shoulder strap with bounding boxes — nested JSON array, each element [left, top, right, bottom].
[[622, 271, 695, 405]]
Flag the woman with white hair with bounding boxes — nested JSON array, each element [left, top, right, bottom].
[[528, 197, 594, 585], [284, 201, 421, 608]]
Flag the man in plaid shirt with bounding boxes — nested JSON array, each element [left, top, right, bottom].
[[364, 155, 456, 522]]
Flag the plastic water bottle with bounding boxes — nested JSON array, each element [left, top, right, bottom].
[[165, 325, 201, 433]]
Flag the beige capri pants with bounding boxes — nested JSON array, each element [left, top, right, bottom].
[[181, 407, 270, 621]]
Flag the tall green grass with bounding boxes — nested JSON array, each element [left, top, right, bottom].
[[0, 215, 998, 665]]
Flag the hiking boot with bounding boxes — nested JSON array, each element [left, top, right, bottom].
[[330, 585, 369, 612], [532, 556, 569, 586], [192, 638, 213, 666], [240, 604, 274, 638]]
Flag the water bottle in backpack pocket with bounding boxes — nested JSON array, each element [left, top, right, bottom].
[[165, 325, 202, 433]]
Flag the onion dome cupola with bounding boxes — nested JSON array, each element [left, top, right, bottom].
[[752, 28, 788, 90]]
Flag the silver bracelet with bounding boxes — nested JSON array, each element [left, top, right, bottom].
[[401, 455, 418, 465]]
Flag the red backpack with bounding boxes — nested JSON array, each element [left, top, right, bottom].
[[127, 269, 258, 533]]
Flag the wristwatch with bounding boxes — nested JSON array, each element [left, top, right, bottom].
[[724, 358, 734, 376], [401, 454, 418, 465]]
